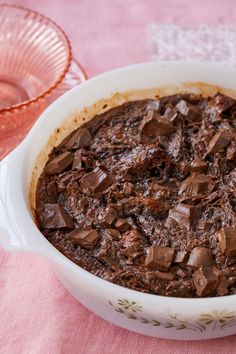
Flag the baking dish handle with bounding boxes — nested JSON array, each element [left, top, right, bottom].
[[0, 153, 26, 252], [0, 150, 59, 261]]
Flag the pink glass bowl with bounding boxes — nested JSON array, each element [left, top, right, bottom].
[[0, 4, 87, 158]]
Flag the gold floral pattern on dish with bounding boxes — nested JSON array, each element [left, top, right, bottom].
[[108, 299, 236, 332]]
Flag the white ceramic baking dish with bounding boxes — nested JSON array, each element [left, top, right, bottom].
[[1, 62, 236, 340]]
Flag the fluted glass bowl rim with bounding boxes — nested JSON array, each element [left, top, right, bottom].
[[0, 4, 76, 114]]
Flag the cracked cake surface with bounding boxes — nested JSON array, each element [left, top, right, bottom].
[[36, 92, 236, 298]]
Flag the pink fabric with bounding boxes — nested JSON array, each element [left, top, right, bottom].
[[2, 0, 236, 352]]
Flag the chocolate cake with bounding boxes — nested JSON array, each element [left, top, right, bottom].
[[36, 92, 236, 297]]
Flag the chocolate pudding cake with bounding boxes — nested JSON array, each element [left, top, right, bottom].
[[36, 92, 236, 298]]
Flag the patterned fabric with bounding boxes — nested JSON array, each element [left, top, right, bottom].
[[148, 24, 236, 65]]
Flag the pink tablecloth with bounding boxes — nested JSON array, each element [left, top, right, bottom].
[[2, 0, 236, 353]]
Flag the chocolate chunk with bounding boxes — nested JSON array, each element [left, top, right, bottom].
[[68, 228, 100, 249], [168, 203, 199, 229], [96, 235, 120, 269], [66, 128, 92, 149], [193, 266, 218, 296], [145, 246, 175, 271], [140, 110, 175, 137], [187, 247, 213, 268], [176, 100, 200, 120], [174, 251, 188, 263], [213, 93, 235, 113], [45, 152, 73, 175], [106, 228, 121, 240], [153, 270, 175, 281], [146, 100, 160, 112], [176, 100, 189, 115], [179, 173, 211, 196], [97, 207, 118, 227], [163, 107, 179, 123], [114, 218, 131, 232], [79, 197, 89, 211], [218, 227, 236, 258], [226, 145, 236, 162], [197, 221, 211, 230], [206, 130, 231, 155], [80, 167, 113, 195], [72, 150, 83, 169], [190, 159, 208, 173], [121, 230, 144, 262], [39, 203, 74, 229]]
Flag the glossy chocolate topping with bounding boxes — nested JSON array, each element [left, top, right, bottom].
[[36, 93, 236, 297]]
